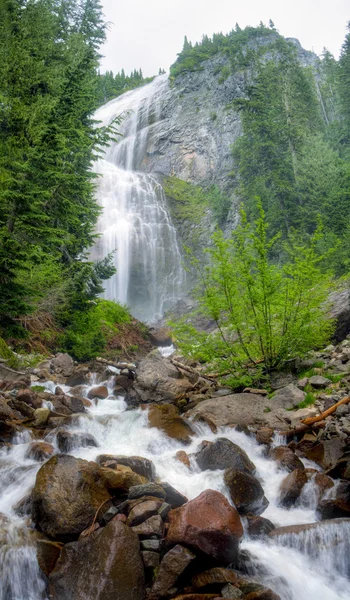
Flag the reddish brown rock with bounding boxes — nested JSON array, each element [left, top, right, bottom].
[[147, 404, 195, 445], [127, 500, 163, 526], [278, 469, 308, 507], [269, 446, 304, 472], [246, 516, 275, 538], [36, 539, 62, 576], [87, 385, 109, 400], [244, 591, 280, 600], [192, 568, 239, 589], [17, 388, 42, 408], [314, 472, 334, 498], [305, 439, 345, 472], [224, 469, 268, 516], [25, 442, 55, 462], [176, 450, 191, 468], [148, 544, 196, 600], [256, 428, 274, 445], [166, 490, 243, 564], [49, 520, 145, 600]]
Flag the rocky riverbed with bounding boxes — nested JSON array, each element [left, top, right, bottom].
[[0, 341, 350, 600]]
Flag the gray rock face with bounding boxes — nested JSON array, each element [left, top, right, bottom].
[[269, 385, 306, 410], [195, 438, 256, 474]]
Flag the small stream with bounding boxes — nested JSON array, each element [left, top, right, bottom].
[[0, 373, 349, 600]]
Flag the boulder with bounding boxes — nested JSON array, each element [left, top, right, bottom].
[[269, 385, 305, 410], [59, 395, 86, 414], [313, 472, 334, 498], [195, 438, 256, 475], [317, 481, 350, 519], [56, 431, 98, 453], [166, 490, 243, 564], [149, 327, 173, 347], [192, 568, 239, 589], [148, 544, 196, 600], [25, 442, 55, 462], [269, 446, 304, 472], [49, 519, 145, 600], [17, 388, 42, 409], [162, 482, 188, 508], [142, 550, 160, 569], [127, 500, 163, 526], [36, 539, 62, 576], [31, 455, 111, 541], [224, 469, 268, 515], [246, 515, 275, 538], [128, 483, 166, 501], [221, 585, 243, 598], [101, 468, 147, 492], [329, 288, 350, 342], [97, 454, 156, 480], [278, 469, 308, 507], [51, 353, 74, 377], [176, 450, 191, 468], [305, 438, 345, 472], [131, 515, 164, 538], [87, 385, 109, 400], [134, 352, 193, 403], [308, 376, 331, 389], [8, 398, 35, 418], [0, 397, 20, 421], [147, 404, 195, 445], [255, 428, 274, 445], [65, 368, 90, 387]]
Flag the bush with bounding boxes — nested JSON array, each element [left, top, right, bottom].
[[171, 200, 334, 387]]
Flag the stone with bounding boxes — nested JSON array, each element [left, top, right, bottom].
[[304, 438, 345, 471], [128, 483, 166, 500], [278, 469, 308, 507], [314, 472, 334, 498], [115, 375, 133, 391], [59, 395, 86, 414], [134, 352, 193, 403], [195, 438, 256, 475], [166, 490, 243, 564], [31, 455, 111, 541], [158, 502, 171, 520], [17, 388, 42, 408], [36, 539, 62, 576], [101, 468, 147, 492], [297, 377, 309, 389], [149, 327, 173, 346], [51, 353, 74, 377], [97, 454, 156, 480], [0, 397, 21, 420], [142, 550, 160, 569], [65, 368, 90, 387], [25, 442, 55, 462], [141, 539, 161, 551], [246, 515, 275, 538], [289, 408, 318, 426], [329, 288, 350, 342], [192, 568, 239, 589], [147, 404, 195, 445], [8, 398, 35, 418], [127, 500, 163, 526], [269, 446, 304, 472], [244, 591, 280, 600], [269, 385, 306, 410], [148, 545, 196, 600], [87, 385, 109, 400], [162, 482, 188, 508], [224, 469, 269, 515], [49, 519, 145, 600], [269, 518, 349, 538], [317, 482, 350, 519], [243, 388, 268, 396], [308, 376, 331, 389], [255, 428, 274, 445], [221, 585, 243, 599], [131, 514, 164, 538], [336, 404, 349, 417], [33, 408, 51, 427], [176, 450, 191, 468], [56, 431, 98, 453]]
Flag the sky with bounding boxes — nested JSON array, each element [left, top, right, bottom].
[[99, 0, 349, 76]]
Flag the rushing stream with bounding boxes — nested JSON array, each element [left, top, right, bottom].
[[91, 76, 186, 323], [0, 370, 350, 599]]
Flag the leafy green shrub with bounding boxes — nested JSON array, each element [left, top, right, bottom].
[[0, 337, 19, 369], [298, 392, 317, 409], [59, 300, 131, 361], [31, 385, 46, 392], [171, 200, 334, 387]]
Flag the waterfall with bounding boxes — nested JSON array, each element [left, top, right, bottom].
[[91, 75, 185, 323]]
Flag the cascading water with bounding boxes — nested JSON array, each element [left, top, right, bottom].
[[92, 75, 185, 323], [1, 373, 350, 599]]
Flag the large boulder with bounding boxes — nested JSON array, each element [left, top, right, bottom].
[[269, 446, 304, 473], [49, 519, 145, 600], [147, 404, 195, 445], [148, 545, 196, 600], [166, 490, 243, 564], [317, 481, 350, 519], [56, 431, 98, 453], [185, 394, 288, 429], [278, 469, 308, 507], [31, 455, 111, 541], [329, 288, 350, 342], [97, 454, 156, 480], [268, 385, 305, 410], [195, 438, 256, 475], [51, 353, 74, 377], [134, 352, 193, 403], [224, 469, 268, 515], [304, 439, 346, 472]]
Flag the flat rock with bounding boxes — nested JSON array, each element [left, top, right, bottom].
[[131, 514, 164, 538], [269, 385, 306, 410]]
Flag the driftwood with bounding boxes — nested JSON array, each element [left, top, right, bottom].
[[279, 420, 327, 440], [170, 358, 216, 383], [302, 396, 350, 426]]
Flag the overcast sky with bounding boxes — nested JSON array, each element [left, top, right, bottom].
[[99, 0, 349, 76]]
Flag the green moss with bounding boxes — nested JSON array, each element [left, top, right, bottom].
[[31, 385, 46, 392], [0, 337, 19, 369], [297, 392, 316, 409]]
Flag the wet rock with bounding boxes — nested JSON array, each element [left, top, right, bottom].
[[51, 353, 74, 377], [305, 438, 345, 471], [148, 544, 196, 600], [195, 438, 256, 475], [255, 428, 274, 445], [97, 454, 156, 480], [0, 397, 20, 420], [65, 368, 90, 387], [149, 327, 173, 346], [142, 550, 160, 569], [176, 450, 191, 468], [25, 442, 55, 462], [314, 472, 334, 497], [317, 481, 350, 519], [31, 454, 111, 541], [192, 568, 239, 589], [308, 375, 331, 389], [0, 420, 19, 442], [8, 398, 35, 418], [269, 385, 305, 410], [269, 518, 348, 537], [127, 500, 163, 526], [171, 595, 218, 600], [162, 482, 188, 508], [134, 352, 193, 403], [60, 395, 86, 414], [278, 469, 308, 507], [166, 489, 243, 564], [101, 467, 147, 492], [17, 388, 42, 409], [69, 385, 88, 398], [56, 431, 98, 453], [141, 539, 161, 551], [269, 446, 304, 472], [147, 404, 195, 445], [36, 539, 62, 576], [245, 516, 275, 538], [221, 584, 243, 598], [49, 519, 145, 600], [327, 457, 350, 480], [243, 591, 280, 600], [131, 514, 164, 538], [87, 385, 109, 400], [33, 408, 51, 427], [224, 469, 268, 515], [129, 483, 166, 500]]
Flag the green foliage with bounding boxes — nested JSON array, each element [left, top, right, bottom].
[[171, 201, 334, 386], [31, 385, 46, 393], [0, 337, 19, 369], [60, 299, 131, 361], [297, 392, 316, 409]]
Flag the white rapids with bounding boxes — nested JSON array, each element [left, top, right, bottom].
[[91, 75, 185, 323], [0, 374, 349, 599]]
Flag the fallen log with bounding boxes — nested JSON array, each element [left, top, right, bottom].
[[170, 358, 216, 383], [302, 396, 350, 426], [279, 420, 327, 440]]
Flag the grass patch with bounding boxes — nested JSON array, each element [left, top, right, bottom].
[[325, 373, 344, 384], [297, 392, 317, 409], [31, 385, 46, 392]]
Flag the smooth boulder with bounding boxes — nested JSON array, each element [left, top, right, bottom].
[[195, 438, 256, 475], [224, 469, 268, 515], [278, 469, 308, 507], [147, 404, 195, 445]]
